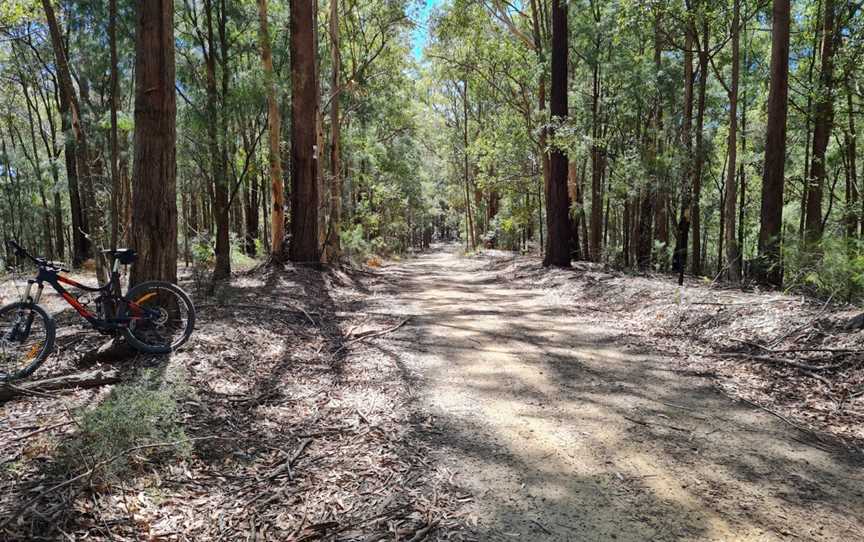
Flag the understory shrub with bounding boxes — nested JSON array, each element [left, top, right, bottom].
[[59, 372, 189, 482], [341, 224, 386, 262], [783, 238, 864, 302]]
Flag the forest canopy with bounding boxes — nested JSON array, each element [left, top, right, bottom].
[[0, 0, 862, 299]]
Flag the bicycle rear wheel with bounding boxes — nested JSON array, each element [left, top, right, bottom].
[[0, 302, 55, 381], [123, 281, 195, 354]]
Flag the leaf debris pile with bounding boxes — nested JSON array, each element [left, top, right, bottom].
[[0, 264, 474, 541]]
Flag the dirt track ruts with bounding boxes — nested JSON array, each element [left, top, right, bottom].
[[369, 246, 864, 541]]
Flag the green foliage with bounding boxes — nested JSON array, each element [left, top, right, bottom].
[[59, 372, 189, 482], [0, 0, 38, 26], [341, 223, 386, 262], [784, 239, 864, 302]]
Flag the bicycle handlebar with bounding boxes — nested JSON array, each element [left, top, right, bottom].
[[5, 239, 69, 272]]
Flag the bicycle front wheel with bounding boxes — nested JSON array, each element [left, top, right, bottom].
[[123, 281, 195, 354], [0, 302, 55, 381]]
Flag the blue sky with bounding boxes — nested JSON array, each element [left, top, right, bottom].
[[410, 0, 443, 60]]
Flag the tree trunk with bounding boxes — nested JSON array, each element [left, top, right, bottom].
[[543, 0, 571, 267], [673, 24, 695, 283], [846, 70, 859, 241], [256, 0, 286, 261], [324, 0, 342, 262], [738, 15, 749, 277], [756, 0, 791, 286], [289, 0, 321, 263], [691, 19, 709, 277], [804, 0, 836, 250], [636, 189, 653, 270], [462, 80, 476, 250], [651, 8, 668, 268], [129, 0, 178, 285], [109, 0, 120, 251], [724, 0, 741, 282], [589, 54, 603, 261], [244, 168, 260, 256], [209, 0, 231, 280], [568, 161, 580, 259], [41, 0, 96, 271]]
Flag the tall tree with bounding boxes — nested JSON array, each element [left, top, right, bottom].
[[289, 0, 321, 263], [109, 0, 121, 251], [543, 0, 570, 267], [673, 23, 695, 284], [41, 0, 99, 273], [256, 0, 285, 261], [724, 0, 741, 281], [691, 15, 709, 276], [324, 0, 342, 261], [129, 0, 178, 285], [588, 1, 603, 261], [846, 68, 859, 240], [205, 0, 231, 280], [804, 0, 837, 248], [756, 0, 791, 286]]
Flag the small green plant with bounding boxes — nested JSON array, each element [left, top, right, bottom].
[[59, 373, 189, 481]]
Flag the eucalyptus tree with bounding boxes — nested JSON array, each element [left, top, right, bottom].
[[129, 0, 178, 284]]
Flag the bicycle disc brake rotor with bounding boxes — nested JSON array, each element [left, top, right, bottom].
[[153, 307, 169, 326]]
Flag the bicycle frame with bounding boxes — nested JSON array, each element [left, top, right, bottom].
[[20, 258, 156, 331]]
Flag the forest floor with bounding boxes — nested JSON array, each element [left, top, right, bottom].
[[0, 259, 473, 541], [1, 245, 863, 541]]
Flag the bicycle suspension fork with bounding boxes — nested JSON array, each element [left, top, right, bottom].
[[18, 280, 44, 338], [20, 280, 45, 305]]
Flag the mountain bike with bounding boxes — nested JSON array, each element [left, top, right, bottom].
[[0, 240, 195, 381]]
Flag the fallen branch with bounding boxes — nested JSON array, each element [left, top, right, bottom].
[[529, 518, 553, 536], [769, 295, 834, 347], [263, 438, 313, 481], [333, 317, 411, 355], [0, 369, 121, 402], [801, 370, 833, 389], [197, 303, 317, 325], [623, 415, 690, 433], [736, 397, 832, 449], [12, 421, 74, 442]]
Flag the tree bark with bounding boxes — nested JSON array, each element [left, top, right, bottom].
[[41, 0, 95, 270], [109, 0, 121, 252], [208, 0, 231, 280], [255, 0, 286, 261], [324, 0, 342, 262], [846, 70, 859, 240], [756, 0, 791, 286], [804, 0, 837, 250], [724, 0, 741, 282], [651, 8, 668, 268], [129, 0, 178, 285], [289, 0, 321, 263], [673, 23, 695, 283], [589, 42, 603, 261], [691, 18, 709, 277], [543, 0, 571, 267]]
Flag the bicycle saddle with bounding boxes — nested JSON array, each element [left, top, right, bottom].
[[102, 248, 138, 265]]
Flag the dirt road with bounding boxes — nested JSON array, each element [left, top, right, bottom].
[[370, 247, 864, 541]]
